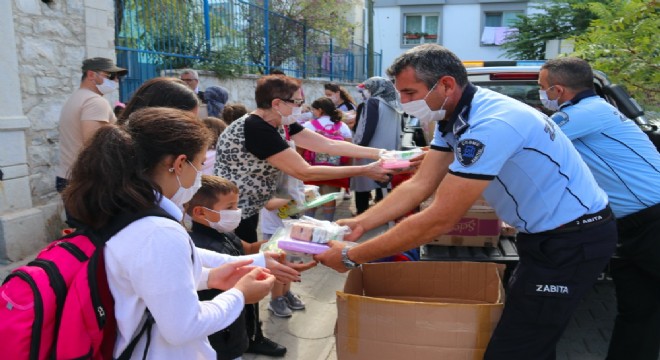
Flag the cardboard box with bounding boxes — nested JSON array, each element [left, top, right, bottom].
[[336, 262, 505, 360], [421, 198, 502, 247]]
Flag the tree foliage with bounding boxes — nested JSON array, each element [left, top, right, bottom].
[[571, 0, 659, 109], [500, 0, 599, 60]]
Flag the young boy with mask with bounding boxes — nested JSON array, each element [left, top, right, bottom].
[[186, 175, 249, 360]]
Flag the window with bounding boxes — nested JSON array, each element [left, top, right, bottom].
[[403, 14, 439, 46], [480, 4, 525, 46]]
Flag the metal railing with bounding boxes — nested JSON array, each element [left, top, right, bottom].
[[115, 0, 381, 101]]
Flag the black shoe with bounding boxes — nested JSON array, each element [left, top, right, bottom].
[[246, 337, 287, 357]]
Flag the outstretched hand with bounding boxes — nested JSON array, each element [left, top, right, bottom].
[[263, 251, 301, 283], [336, 218, 365, 242], [234, 267, 276, 304], [207, 258, 257, 290]]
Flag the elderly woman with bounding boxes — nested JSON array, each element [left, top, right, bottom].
[[351, 77, 404, 214], [213, 74, 390, 356]]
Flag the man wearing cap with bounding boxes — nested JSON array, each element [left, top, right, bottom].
[[56, 57, 127, 209]]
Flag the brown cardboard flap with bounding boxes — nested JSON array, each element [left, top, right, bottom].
[[356, 262, 502, 304]]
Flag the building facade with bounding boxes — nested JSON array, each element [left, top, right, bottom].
[[373, 0, 540, 76]]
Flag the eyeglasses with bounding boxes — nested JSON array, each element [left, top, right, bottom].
[[279, 98, 305, 106], [96, 71, 119, 81], [180, 78, 198, 83]]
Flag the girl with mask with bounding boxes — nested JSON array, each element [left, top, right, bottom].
[[62, 107, 301, 359], [214, 75, 391, 355], [352, 77, 404, 215]]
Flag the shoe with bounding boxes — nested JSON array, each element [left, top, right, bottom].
[[246, 337, 287, 357], [268, 296, 293, 318], [284, 290, 305, 310]]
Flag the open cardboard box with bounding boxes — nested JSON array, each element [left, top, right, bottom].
[[336, 261, 505, 360]]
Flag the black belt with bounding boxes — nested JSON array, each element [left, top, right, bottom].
[[540, 206, 613, 235], [617, 202, 660, 233]]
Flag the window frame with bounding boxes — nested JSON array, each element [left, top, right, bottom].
[[401, 5, 443, 47], [479, 3, 526, 47]]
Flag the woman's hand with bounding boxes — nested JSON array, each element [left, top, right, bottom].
[[362, 160, 393, 182], [234, 267, 276, 304], [263, 251, 301, 283], [207, 259, 258, 290]]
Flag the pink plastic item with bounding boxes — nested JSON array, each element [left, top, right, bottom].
[[278, 239, 330, 255], [381, 160, 411, 169]]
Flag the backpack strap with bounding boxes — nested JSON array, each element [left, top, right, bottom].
[[116, 311, 154, 360], [310, 119, 325, 132]]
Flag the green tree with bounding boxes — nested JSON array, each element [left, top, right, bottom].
[[500, 0, 599, 60], [571, 0, 659, 110]]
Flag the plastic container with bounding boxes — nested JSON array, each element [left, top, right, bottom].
[[381, 159, 411, 169], [278, 239, 330, 255]]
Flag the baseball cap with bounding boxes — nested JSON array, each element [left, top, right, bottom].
[[81, 57, 128, 76]]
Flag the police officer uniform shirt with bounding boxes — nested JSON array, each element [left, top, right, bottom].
[[551, 90, 660, 218], [431, 84, 608, 233]]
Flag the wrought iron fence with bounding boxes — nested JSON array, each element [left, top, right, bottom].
[[115, 0, 381, 101]]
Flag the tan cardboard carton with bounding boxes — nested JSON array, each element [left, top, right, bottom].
[[421, 197, 502, 247], [336, 262, 505, 360]]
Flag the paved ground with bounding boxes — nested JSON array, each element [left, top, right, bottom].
[[1, 193, 653, 360]]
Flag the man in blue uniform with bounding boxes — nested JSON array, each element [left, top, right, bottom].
[[316, 44, 617, 359], [539, 57, 660, 360]]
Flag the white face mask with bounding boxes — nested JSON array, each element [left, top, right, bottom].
[[170, 161, 202, 208], [401, 82, 448, 131], [280, 104, 304, 125], [205, 208, 243, 233], [539, 88, 560, 111], [96, 77, 118, 95]]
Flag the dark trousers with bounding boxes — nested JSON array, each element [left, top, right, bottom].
[[607, 204, 660, 360], [485, 216, 617, 360], [355, 188, 385, 214], [233, 212, 263, 343]]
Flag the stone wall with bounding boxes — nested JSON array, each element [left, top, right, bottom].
[[0, 0, 117, 265]]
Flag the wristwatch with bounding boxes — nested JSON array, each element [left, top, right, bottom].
[[341, 245, 360, 269]]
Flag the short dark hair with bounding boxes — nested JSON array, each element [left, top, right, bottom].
[[221, 103, 248, 125], [542, 57, 594, 91], [64, 107, 212, 229], [118, 77, 199, 125], [202, 117, 227, 148], [186, 175, 239, 216], [386, 44, 468, 89], [255, 75, 301, 109]]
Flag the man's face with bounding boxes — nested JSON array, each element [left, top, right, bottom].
[[180, 74, 199, 91], [395, 67, 445, 110]]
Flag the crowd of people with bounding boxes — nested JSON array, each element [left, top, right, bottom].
[[52, 43, 660, 360]]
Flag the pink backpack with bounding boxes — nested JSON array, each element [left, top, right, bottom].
[[303, 119, 347, 166], [0, 208, 174, 360]]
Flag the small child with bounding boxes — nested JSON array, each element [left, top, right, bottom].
[[187, 175, 249, 360], [260, 198, 306, 318], [201, 117, 228, 175]]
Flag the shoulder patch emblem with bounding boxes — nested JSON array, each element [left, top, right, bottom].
[[550, 111, 569, 127], [456, 139, 485, 167]]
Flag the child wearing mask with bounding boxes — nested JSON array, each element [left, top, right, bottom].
[[186, 175, 250, 359]]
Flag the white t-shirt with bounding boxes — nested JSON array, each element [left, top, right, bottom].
[[56, 88, 115, 179], [260, 207, 284, 237], [303, 115, 353, 139], [105, 196, 266, 359]]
